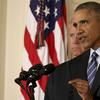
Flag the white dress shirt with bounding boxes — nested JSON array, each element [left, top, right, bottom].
[[89, 47, 100, 69]]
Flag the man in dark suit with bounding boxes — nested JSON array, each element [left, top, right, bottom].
[[44, 1, 100, 100]]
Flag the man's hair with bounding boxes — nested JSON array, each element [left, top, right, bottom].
[[75, 1, 100, 17]]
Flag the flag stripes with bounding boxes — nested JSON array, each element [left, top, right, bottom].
[[21, 0, 67, 100]]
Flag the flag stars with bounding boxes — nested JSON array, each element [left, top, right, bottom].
[[44, 6, 50, 16], [44, 21, 49, 29], [54, 8, 58, 17], [35, 5, 40, 16]]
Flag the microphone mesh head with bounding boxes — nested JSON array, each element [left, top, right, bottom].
[[43, 64, 55, 75], [29, 64, 42, 74]]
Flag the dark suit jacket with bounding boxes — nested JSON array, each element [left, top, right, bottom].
[[44, 50, 100, 100]]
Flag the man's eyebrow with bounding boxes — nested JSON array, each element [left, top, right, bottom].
[[72, 19, 88, 28]]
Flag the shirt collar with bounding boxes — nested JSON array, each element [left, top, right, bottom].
[[90, 47, 100, 56], [90, 48, 100, 68]]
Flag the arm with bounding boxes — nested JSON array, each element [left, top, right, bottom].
[[44, 74, 54, 100]]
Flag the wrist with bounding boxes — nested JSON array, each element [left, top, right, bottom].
[[87, 93, 93, 100], [83, 93, 93, 100]]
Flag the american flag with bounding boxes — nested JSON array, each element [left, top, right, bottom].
[[20, 0, 67, 100]]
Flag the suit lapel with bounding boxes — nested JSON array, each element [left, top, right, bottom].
[[70, 49, 90, 80], [81, 50, 100, 96], [81, 49, 90, 80], [91, 65, 100, 95], [69, 49, 100, 96]]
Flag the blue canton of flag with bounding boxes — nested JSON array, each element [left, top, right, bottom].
[[30, 0, 63, 48]]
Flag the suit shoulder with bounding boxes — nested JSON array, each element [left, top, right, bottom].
[[69, 49, 90, 63], [49, 61, 70, 80]]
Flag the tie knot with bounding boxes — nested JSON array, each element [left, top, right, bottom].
[[91, 52, 98, 59]]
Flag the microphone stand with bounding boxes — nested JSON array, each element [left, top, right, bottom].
[[27, 81, 37, 100], [26, 70, 42, 100], [18, 80, 37, 100]]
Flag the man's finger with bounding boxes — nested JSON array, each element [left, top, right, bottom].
[[69, 79, 88, 86]]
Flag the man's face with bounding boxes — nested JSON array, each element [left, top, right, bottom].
[[72, 9, 100, 50], [69, 26, 84, 57]]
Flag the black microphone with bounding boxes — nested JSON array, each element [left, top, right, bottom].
[[26, 64, 55, 86], [15, 64, 43, 87], [15, 77, 25, 89], [38, 63, 55, 75]]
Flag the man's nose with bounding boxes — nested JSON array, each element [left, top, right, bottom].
[[74, 36, 80, 44], [76, 29, 84, 37]]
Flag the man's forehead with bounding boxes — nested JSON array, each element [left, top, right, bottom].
[[72, 9, 94, 23]]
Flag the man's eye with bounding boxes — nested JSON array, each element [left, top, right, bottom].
[[70, 33, 74, 37], [80, 20, 88, 24]]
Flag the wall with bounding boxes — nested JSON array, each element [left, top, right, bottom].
[[4, 0, 28, 99], [0, 0, 6, 99], [0, 0, 28, 100]]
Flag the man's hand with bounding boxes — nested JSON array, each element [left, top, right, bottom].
[[69, 79, 93, 100]]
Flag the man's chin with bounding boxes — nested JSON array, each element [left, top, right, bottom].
[[82, 44, 90, 51], [73, 52, 81, 57]]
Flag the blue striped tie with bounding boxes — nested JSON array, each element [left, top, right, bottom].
[[87, 52, 98, 88]]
